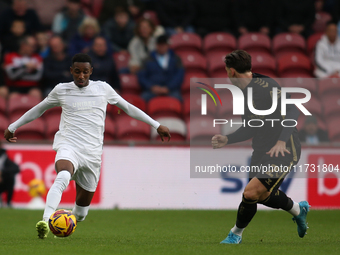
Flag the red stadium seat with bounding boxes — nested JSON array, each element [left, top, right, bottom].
[[0, 115, 9, 139], [170, 33, 203, 54], [318, 78, 340, 96], [250, 53, 276, 77], [184, 92, 217, 120], [10, 115, 45, 140], [273, 33, 306, 58], [189, 116, 220, 142], [307, 32, 323, 54], [151, 117, 186, 141], [104, 115, 115, 141], [281, 77, 318, 96], [119, 74, 141, 94], [326, 118, 340, 141], [8, 94, 41, 116], [115, 116, 150, 141], [142, 11, 160, 26], [321, 94, 340, 118], [300, 97, 323, 119], [113, 51, 130, 71], [203, 32, 236, 56], [207, 52, 227, 77], [45, 114, 60, 140], [313, 12, 332, 33], [148, 97, 182, 118], [81, 0, 103, 18], [277, 53, 312, 77], [178, 52, 207, 74], [181, 72, 208, 95], [238, 33, 271, 54]]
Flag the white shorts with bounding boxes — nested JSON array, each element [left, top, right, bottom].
[[55, 147, 102, 192]]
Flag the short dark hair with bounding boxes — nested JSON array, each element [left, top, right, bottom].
[[156, 35, 168, 44], [224, 50, 252, 73], [72, 53, 92, 65]]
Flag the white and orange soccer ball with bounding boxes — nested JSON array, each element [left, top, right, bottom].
[[49, 209, 77, 237]]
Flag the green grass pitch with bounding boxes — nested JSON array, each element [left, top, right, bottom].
[[0, 209, 339, 255]]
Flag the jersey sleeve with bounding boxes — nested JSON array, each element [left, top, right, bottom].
[[105, 82, 121, 105], [44, 85, 61, 107]]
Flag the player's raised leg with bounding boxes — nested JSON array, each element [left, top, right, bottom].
[[36, 160, 73, 239], [72, 183, 95, 222], [221, 178, 268, 244]]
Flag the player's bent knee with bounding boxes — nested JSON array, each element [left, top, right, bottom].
[[243, 190, 260, 201]]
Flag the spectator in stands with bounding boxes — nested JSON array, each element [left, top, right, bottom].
[[0, 0, 41, 38], [68, 17, 111, 57], [52, 0, 86, 43], [314, 22, 340, 78], [99, 0, 145, 25], [27, 0, 66, 29], [42, 36, 72, 96], [137, 35, 184, 102], [88, 36, 121, 91], [0, 141, 20, 208], [276, 0, 315, 38], [2, 36, 43, 99], [234, 0, 273, 36], [193, 0, 234, 38], [298, 116, 329, 144], [1, 19, 26, 54], [103, 7, 135, 52], [36, 31, 50, 59], [128, 18, 157, 74], [155, 0, 195, 36]]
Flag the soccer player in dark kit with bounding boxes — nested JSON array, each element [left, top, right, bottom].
[[211, 50, 310, 244]]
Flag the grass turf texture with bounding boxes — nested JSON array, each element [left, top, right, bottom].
[[0, 209, 339, 255]]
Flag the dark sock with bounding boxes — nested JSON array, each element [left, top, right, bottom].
[[259, 189, 293, 211], [235, 195, 258, 228]]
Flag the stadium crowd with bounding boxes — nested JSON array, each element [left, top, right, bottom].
[[0, 0, 340, 143]]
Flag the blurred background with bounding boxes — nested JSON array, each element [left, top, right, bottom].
[[0, 0, 340, 210]]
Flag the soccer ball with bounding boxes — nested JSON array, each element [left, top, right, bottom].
[[49, 209, 77, 237], [28, 179, 46, 197]]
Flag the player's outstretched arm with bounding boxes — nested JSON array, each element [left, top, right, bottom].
[[5, 100, 56, 142], [4, 129, 17, 143], [211, 134, 228, 149], [115, 98, 171, 142], [157, 125, 171, 142]]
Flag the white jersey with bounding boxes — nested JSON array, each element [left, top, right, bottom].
[[46, 80, 120, 155], [8, 80, 160, 156]]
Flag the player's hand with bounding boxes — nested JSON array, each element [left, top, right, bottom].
[[157, 125, 171, 142], [266, 140, 290, 157], [4, 129, 17, 143], [211, 134, 228, 149]]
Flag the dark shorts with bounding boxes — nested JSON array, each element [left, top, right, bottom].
[[248, 148, 301, 192]]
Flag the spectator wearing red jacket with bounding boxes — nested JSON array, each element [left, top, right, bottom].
[[2, 36, 43, 99]]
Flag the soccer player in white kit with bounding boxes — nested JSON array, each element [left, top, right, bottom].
[[4, 53, 171, 239]]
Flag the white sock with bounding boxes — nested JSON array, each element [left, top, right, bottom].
[[231, 224, 245, 236], [288, 201, 300, 216], [42, 171, 71, 221], [72, 204, 90, 222]]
